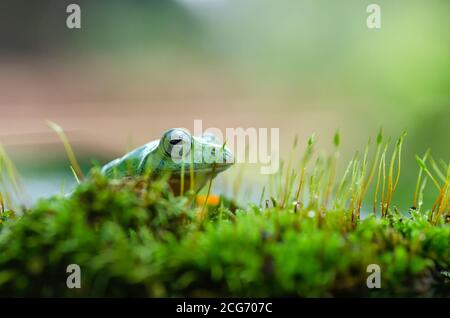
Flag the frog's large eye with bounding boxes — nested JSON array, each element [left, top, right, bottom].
[[161, 129, 191, 160]]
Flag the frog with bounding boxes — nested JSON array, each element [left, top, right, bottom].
[[101, 128, 234, 193]]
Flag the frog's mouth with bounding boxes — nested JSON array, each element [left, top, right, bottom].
[[172, 161, 233, 175]]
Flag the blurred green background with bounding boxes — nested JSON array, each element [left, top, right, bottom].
[[0, 0, 448, 208]]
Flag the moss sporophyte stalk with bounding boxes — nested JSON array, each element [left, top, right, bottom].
[[0, 127, 448, 297]]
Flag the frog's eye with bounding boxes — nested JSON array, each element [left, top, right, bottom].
[[162, 129, 191, 159]]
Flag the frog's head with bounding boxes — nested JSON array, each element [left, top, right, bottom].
[[157, 128, 234, 175]]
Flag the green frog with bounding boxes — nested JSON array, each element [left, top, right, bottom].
[[101, 128, 234, 192]]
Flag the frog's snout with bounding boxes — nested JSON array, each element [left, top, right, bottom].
[[207, 145, 234, 165], [207, 146, 234, 172], [218, 148, 234, 172], [223, 149, 234, 165]]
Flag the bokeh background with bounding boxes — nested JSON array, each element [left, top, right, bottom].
[[0, 0, 449, 208]]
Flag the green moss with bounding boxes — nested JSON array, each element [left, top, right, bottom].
[[0, 170, 448, 297]]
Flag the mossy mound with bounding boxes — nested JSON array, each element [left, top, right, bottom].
[[0, 171, 448, 297]]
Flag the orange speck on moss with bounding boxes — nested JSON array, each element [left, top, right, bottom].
[[196, 194, 220, 206]]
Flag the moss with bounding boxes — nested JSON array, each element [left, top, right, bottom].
[[0, 170, 448, 297]]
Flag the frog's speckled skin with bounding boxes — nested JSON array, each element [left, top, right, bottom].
[[101, 128, 234, 192]]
